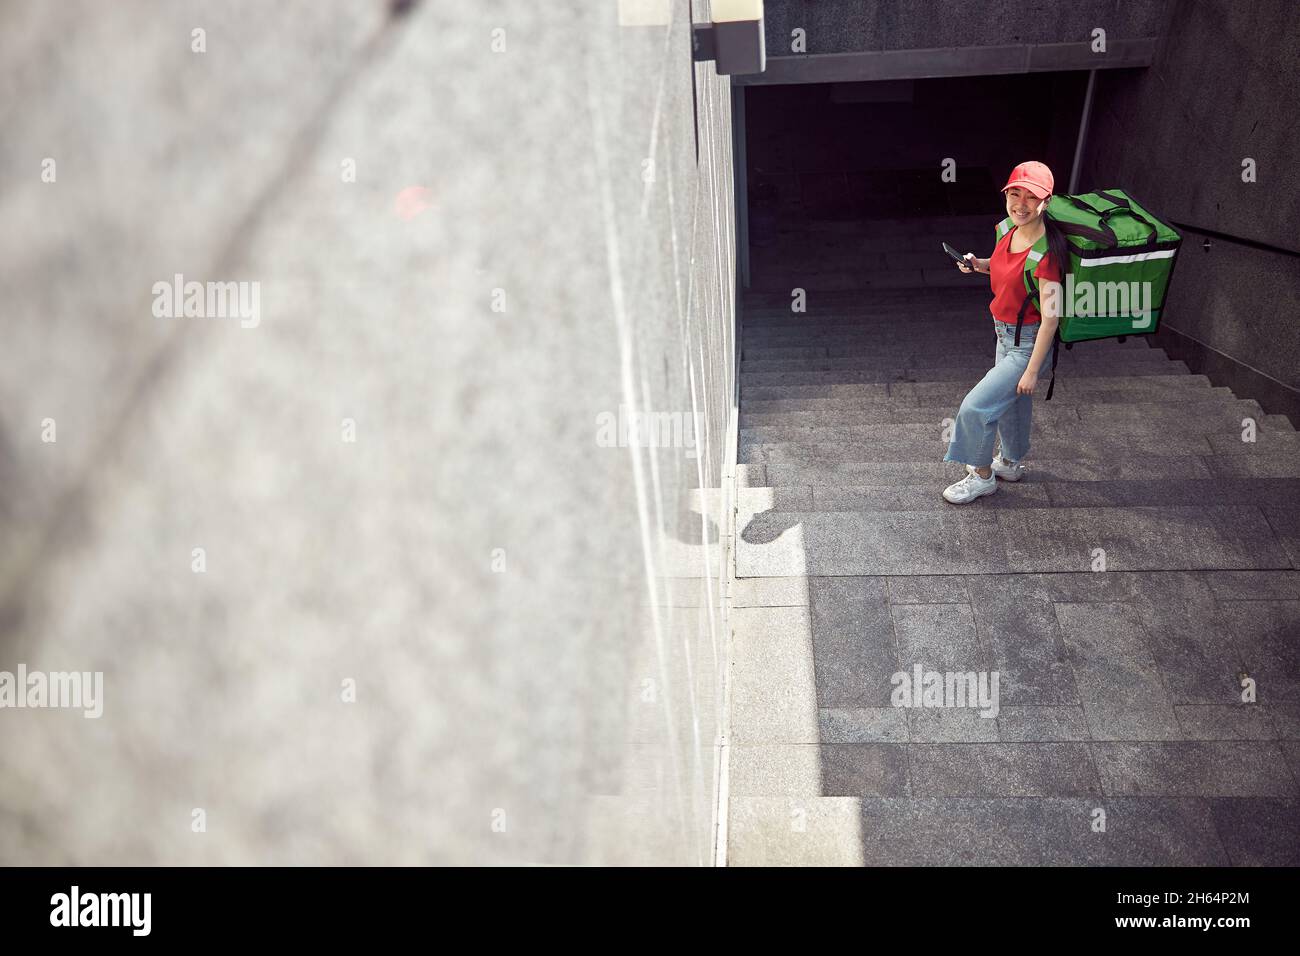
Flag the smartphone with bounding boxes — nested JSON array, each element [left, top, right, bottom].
[[942, 242, 974, 270]]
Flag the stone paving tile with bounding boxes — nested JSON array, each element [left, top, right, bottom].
[[766, 461, 966, 485], [909, 743, 1101, 797], [1082, 705, 1183, 741], [966, 571, 1143, 606], [726, 797, 865, 866], [1093, 742, 1298, 796], [1205, 569, 1300, 601], [1131, 576, 1246, 706], [1261, 507, 1300, 567], [1043, 477, 1300, 509], [906, 709, 1000, 742], [1205, 432, 1300, 455], [854, 799, 1048, 866], [997, 706, 1090, 742], [735, 510, 809, 577], [1001, 506, 1287, 573], [1020, 456, 1217, 481], [1038, 798, 1229, 866], [1279, 740, 1300, 780], [818, 708, 908, 743], [890, 603, 988, 672], [1073, 399, 1267, 428], [820, 744, 911, 796], [742, 434, 1214, 464], [1055, 603, 1170, 709], [1271, 704, 1300, 739], [1216, 600, 1300, 704], [1205, 452, 1300, 478], [1173, 705, 1277, 740], [812, 483, 1049, 510], [729, 607, 819, 744], [886, 575, 970, 604], [736, 486, 812, 523], [727, 744, 824, 796], [743, 404, 1080, 426], [965, 589, 1078, 706], [800, 510, 1011, 575], [1206, 798, 1300, 865], [730, 576, 809, 608], [894, 377, 1217, 406], [808, 577, 897, 708]]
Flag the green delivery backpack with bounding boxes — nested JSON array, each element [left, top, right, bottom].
[[993, 189, 1183, 400]]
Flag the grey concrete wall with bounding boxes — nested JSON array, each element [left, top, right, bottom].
[[1080, 0, 1300, 422], [0, 0, 736, 865], [759, 0, 1173, 56]]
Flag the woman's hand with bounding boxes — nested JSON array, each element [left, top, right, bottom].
[[957, 254, 976, 274], [1017, 369, 1037, 395]]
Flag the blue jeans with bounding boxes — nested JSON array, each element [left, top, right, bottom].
[[943, 320, 1054, 468]]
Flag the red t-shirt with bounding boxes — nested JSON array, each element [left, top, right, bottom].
[[989, 227, 1062, 326]]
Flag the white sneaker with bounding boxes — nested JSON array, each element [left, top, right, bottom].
[[969, 455, 1026, 482], [943, 470, 997, 504]]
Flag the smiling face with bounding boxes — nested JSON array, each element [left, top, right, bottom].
[[1005, 186, 1048, 227]]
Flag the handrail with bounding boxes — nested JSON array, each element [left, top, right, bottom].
[[1168, 220, 1300, 260]]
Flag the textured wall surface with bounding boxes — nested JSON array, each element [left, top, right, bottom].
[[758, 0, 1173, 55], [1082, 0, 1300, 419], [0, 0, 736, 865]]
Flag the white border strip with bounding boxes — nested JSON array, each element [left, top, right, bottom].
[[1077, 249, 1177, 266]]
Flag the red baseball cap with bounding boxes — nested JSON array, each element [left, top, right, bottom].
[[1002, 161, 1054, 200]]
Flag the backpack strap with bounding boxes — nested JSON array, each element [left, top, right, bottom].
[[1044, 326, 1061, 401], [1013, 232, 1051, 347]]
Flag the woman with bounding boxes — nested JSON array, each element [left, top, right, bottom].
[[941, 160, 1070, 504]]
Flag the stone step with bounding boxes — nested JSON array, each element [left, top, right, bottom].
[[743, 318, 984, 335], [756, 248, 994, 272], [744, 404, 1085, 427], [761, 212, 991, 233], [741, 328, 1158, 347], [726, 796, 1255, 866], [738, 419, 1298, 448], [741, 337, 1011, 356], [742, 374, 1218, 403], [743, 318, 996, 336], [743, 315, 991, 329], [741, 345, 1171, 362], [890, 376, 1223, 405], [749, 274, 964, 292], [739, 361, 1189, 387], [754, 456, 1205, 487], [754, 224, 989, 246], [751, 258, 981, 274], [754, 454, 1300, 487], [739, 438, 1207, 465], [742, 338, 1000, 356], [1204, 450, 1300, 479], [1074, 402, 1292, 433], [740, 398, 1268, 429], [738, 478, 1300, 514], [743, 290, 987, 313], [734, 504, 1293, 577], [739, 434, 1300, 465], [743, 382, 1237, 413], [743, 356, 1180, 379]]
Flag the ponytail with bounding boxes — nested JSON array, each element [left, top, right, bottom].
[[1043, 206, 1072, 285]]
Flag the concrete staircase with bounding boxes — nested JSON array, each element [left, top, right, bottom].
[[724, 216, 1300, 866]]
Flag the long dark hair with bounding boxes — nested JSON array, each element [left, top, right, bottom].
[[1042, 201, 1073, 285]]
